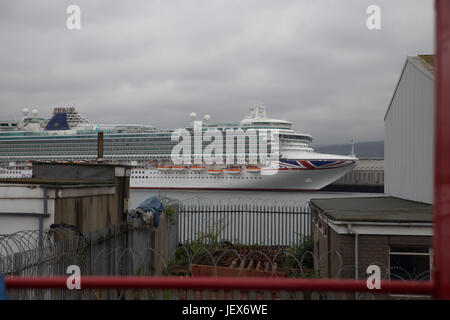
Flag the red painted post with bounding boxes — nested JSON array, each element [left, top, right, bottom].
[[433, 0, 450, 300]]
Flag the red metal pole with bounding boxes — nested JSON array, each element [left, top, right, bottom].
[[433, 0, 450, 300], [4, 276, 434, 295]]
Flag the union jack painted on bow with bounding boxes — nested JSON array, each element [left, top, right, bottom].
[[279, 160, 354, 170]]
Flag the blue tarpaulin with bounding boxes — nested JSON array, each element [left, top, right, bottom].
[[0, 273, 7, 300], [130, 197, 164, 228]]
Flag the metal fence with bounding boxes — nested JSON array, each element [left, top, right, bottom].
[[177, 202, 311, 246], [0, 217, 179, 299], [0, 198, 431, 300], [1, 222, 430, 300]]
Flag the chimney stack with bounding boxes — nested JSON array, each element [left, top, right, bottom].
[[97, 131, 104, 162]]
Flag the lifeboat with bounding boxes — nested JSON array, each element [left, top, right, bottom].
[[157, 165, 170, 171], [190, 165, 206, 171], [207, 169, 223, 174], [171, 165, 187, 171], [246, 166, 261, 173], [224, 167, 241, 174]]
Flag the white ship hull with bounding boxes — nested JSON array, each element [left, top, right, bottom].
[[0, 159, 356, 191], [130, 161, 356, 191]]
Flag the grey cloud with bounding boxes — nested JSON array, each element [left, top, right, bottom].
[[0, 0, 434, 144]]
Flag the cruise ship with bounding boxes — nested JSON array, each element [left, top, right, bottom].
[[0, 106, 357, 191]]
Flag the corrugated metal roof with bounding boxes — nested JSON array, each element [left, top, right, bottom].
[[0, 178, 114, 186], [353, 159, 384, 171], [310, 196, 432, 223]]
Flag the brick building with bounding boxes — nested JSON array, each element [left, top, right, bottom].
[[310, 197, 432, 285]]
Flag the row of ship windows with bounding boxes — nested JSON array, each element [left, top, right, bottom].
[[0, 148, 271, 154], [0, 140, 271, 147], [0, 146, 271, 152], [0, 147, 276, 154], [0, 155, 169, 160], [0, 171, 24, 174], [0, 136, 293, 145], [0, 149, 172, 152], [133, 171, 231, 175], [132, 176, 263, 180], [0, 151, 174, 156], [0, 147, 176, 152], [0, 134, 173, 140], [0, 142, 177, 148]]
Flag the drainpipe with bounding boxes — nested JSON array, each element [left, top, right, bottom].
[[347, 224, 359, 299]]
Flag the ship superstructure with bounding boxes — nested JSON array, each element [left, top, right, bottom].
[[0, 106, 357, 191]]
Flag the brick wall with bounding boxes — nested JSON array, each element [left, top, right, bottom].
[[312, 204, 432, 281]]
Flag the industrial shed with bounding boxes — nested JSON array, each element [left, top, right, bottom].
[[310, 197, 432, 289], [0, 162, 131, 235], [324, 158, 384, 193], [384, 55, 434, 204]]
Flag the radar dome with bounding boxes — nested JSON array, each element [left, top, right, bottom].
[[22, 108, 29, 116], [31, 109, 39, 117], [203, 114, 211, 122], [190, 112, 197, 120]]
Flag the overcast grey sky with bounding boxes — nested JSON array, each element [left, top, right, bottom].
[[0, 0, 434, 145]]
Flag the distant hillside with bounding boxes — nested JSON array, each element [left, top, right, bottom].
[[313, 140, 384, 158]]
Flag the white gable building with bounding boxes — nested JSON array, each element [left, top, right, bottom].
[[384, 55, 435, 204]]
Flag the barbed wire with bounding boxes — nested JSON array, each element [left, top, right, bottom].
[[0, 205, 431, 300]]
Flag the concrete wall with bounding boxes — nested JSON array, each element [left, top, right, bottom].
[[0, 163, 131, 236], [0, 184, 55, 234], [0, 183, 121, 235], [385, 58, 434, 204]]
